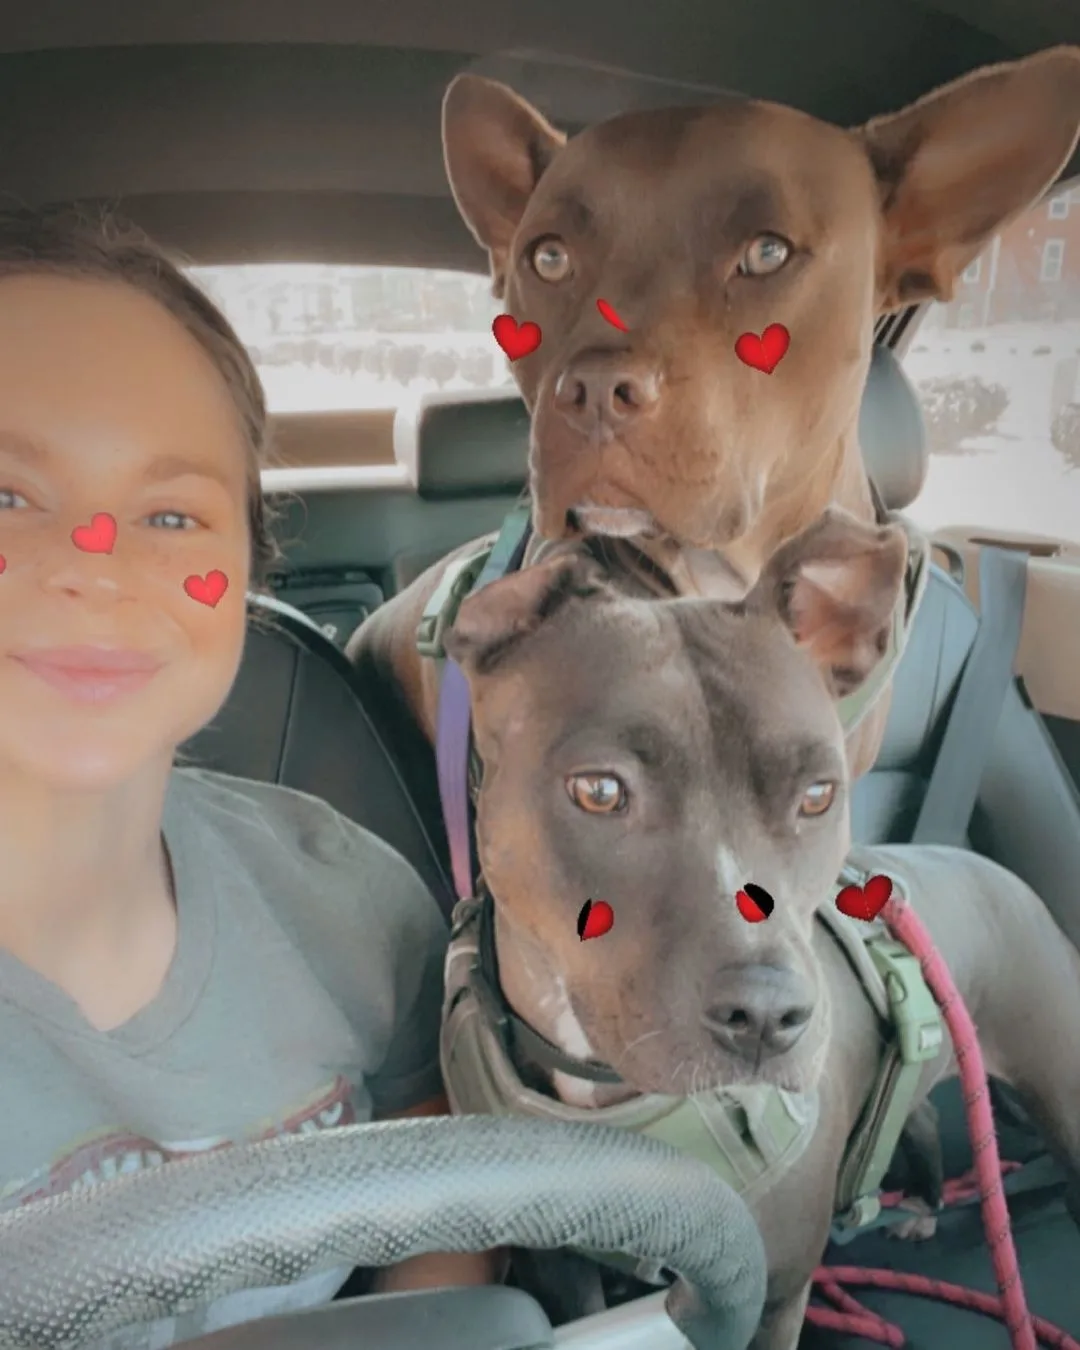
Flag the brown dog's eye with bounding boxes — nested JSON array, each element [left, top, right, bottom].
[[566, 772, 627, 814], [739, 233, 791, 277], [531, 236, 573, 283], [799, 781, 836, 818]]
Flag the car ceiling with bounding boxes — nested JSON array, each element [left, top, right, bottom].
[[1, 0, 1079, 271]]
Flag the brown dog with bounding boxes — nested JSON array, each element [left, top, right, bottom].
[[349, 47, 1080, 780], [439, 513, 1080, 1349]]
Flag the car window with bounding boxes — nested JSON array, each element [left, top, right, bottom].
[[188, 264, 513, 413], [901, 180, 1080, 547]]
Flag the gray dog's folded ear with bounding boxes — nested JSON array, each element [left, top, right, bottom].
[[746, 507, 909, 700], [442, 74, 567, 293], [445, 551, 607, 676]]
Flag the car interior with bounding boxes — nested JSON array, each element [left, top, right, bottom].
[[3, 2, 1080, 1347]]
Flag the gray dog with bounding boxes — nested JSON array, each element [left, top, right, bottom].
[[438, 508, 1080, 1350]]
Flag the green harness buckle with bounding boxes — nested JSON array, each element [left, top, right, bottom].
[[415, 548, 494, 659], [870, 938, 944, 1066], [415, 505, 533, 661], [833, 932, 944, 1230]]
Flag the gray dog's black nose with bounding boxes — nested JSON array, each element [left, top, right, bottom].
[[703, 965, 815, 1062], [554, 354, 660, 433]]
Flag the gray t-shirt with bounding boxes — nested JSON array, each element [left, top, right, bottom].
[[0, 767, 449, 1348]]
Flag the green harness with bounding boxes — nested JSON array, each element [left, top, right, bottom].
[[440, 859, 944, 1282], [421, 502, 942, 1262]]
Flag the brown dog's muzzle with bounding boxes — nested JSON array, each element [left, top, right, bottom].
[[553, 350, 661, 440], [702, 964, 816, 1064], [532, 347, 671, 540]]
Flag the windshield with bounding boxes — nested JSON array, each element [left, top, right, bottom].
[[188, 264, 514, 413]]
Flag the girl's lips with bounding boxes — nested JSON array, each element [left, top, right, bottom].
[[12, 647, 163, 705]]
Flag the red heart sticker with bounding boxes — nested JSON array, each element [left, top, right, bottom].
[[71, 512, 118, 555], [734, 323, 791, 375], [835, 873, 894, 923], [183, 570, 229, 608], [0, 555, 6, 574], [492, 314, 542, 362], [577, 898, 615, 942], [735, 883, 775, 924]]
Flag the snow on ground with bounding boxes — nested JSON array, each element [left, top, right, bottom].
[[902, 320, 1080, 544], [258, 363, 514, 414]]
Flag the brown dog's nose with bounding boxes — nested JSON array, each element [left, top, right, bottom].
[[554, 353, 660, 434], [703, 965, 814, 1062]]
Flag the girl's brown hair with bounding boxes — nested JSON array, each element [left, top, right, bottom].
[[0, 203, 279, 583]]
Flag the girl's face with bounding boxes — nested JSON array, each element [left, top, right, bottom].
[[0, 274, 253, 790]]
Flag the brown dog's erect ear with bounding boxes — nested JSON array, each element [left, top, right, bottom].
[[858, 45, 1080, 310], [444, 551, 607, 677], [746, 508, 909, 699], [442, 74, 567, 291]]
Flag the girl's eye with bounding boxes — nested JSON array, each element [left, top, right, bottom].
[[0, 489, 29, 509], [147, 510, 199, 530]]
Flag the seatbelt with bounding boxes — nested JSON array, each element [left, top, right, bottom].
[[910, 545, 1028, 848]]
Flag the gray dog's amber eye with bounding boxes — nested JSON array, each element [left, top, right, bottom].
[[739, 233, 791, 276], [799, 781, 836, 818], [531, 236, 573, 283], [566, 772, 627, 814]]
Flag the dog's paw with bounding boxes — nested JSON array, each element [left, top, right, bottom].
[[886, 1198, 939, 1242]]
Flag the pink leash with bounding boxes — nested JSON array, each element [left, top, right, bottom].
[[804, 894, 1080, 1349]]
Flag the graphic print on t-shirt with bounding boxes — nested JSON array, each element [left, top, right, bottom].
[[1, 1074, 356, 1211]]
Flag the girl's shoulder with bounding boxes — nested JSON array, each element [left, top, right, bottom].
[[163, 772, 448, 993], [165, 766, 443, 934], [168, 765, 402, 872]]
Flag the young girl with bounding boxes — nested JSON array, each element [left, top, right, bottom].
[[0, 206, 492, 1346]]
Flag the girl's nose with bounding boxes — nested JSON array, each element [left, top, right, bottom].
[[38, 520, 127, 601], [43, 557, 124, 601]]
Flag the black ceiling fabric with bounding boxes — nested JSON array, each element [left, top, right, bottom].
[[1, 0, 1077, 266]]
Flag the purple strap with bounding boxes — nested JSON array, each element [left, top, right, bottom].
[[434, 512, 532, 909], [436, 657, 477, 904]]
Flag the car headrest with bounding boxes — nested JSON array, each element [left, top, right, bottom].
[[394, 387, 531, 499], [396, 344, 928, 512], [857, 344, 928, 511]]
